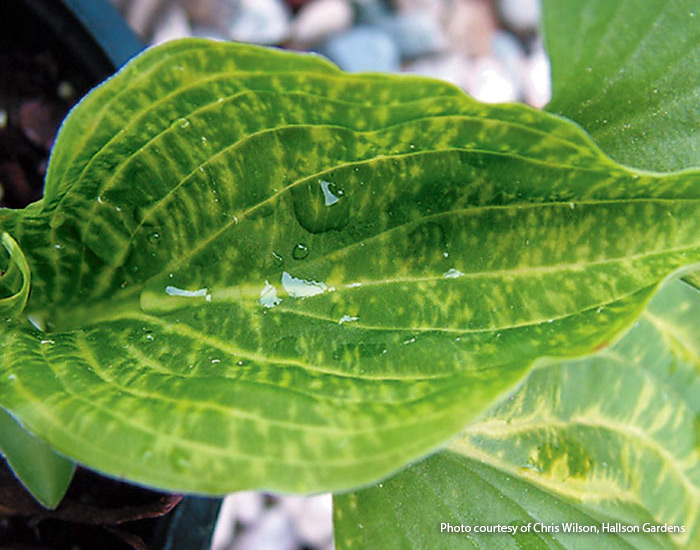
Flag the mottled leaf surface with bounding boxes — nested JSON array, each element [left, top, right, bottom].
[[334, 281, 700, 550], [0, 40, 699, 495], [543, 0, 700, 172]]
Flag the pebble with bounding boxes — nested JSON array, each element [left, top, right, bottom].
[[491, 29, 525, 98], [498, 0, 541, 33], [125, 0, 165, 37], [465, 56, 518, 103], [405, 53, 471, 89], [184, 0, 220, 25], [353, 0, 391, 25], [211, 496, 238, 550], [321, 26, 400, 72], [230, 491, 265, 525], [231, 507, 300, 550], [225, 0, 291, 44], [393, 0, 446, 20], [446, 0, 497, 58], [280, 494, 333, 547], [191, 24, 231, 41], [289, 0, 354, 47], [378, 10, 447, 59], [151, 4, 192, 44], [523, 41, 551, 108]]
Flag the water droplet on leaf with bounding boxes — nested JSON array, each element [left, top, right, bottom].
[[165, 286, 210, 300], [443, 268, 464, 278], [281, 272, 327, 298], [260, 280, 281, 308], [169, 448, 191, 472], [338, 315, 359, 325], [292, 243, 309, 259], [320, 180, 343, 206], [291, 176, 350, 233]]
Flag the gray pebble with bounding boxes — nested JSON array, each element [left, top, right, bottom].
[[491, 30, 525, 98], [321, 26, 400, 72], [225, 0, 291, 44], [151, 4, 192, 45], [378, 10, 447, 59], [353, 0, 391, 25], [290, 0, 354, 47]]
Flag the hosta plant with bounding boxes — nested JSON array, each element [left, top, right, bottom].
[[0, 0, 698, 548]]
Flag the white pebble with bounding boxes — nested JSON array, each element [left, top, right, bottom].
[[523, 42, 551, 108], [290, 0, 354, 46], [498, 0, 541, 32], [151, 5, 192, 45], [491, 30, 526, 98], [446, 0, 496, 58], [226, 0, 291, 45], [210, 496, 238, 550], [379, 10, 447, 59], [322, 26, 400, 73], [394, 0, 446, 20], [230, 490, 265, 525], [466, 57, 518, 103], [280, 494, 334, 547], [231, 507, 300, 550], [404, 53, 471, 89]]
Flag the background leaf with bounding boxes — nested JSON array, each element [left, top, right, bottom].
[[0, 40, 699, 495], [334, 281, 700, 550], [0, 407, 75, 509], [543, 0, 700, 172]]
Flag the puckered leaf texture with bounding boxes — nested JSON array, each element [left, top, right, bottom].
[[0, 39, 698, 495], [334, 281, 700, 550]]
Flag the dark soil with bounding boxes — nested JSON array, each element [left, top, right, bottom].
[[0, 49, 78, 208], [0, 0, 113, 208], [0, 462, 181, 550]]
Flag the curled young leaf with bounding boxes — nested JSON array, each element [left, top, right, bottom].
[[0, 233, 30, 320]]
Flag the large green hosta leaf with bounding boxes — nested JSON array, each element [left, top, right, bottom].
[[334, 281, 700, 549], [0, 39, 699, 496], [543, 0, 700, 172]]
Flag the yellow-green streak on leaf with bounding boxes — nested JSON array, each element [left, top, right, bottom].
[[335, 281, 700, 549], [0, 39, 699, 494]]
